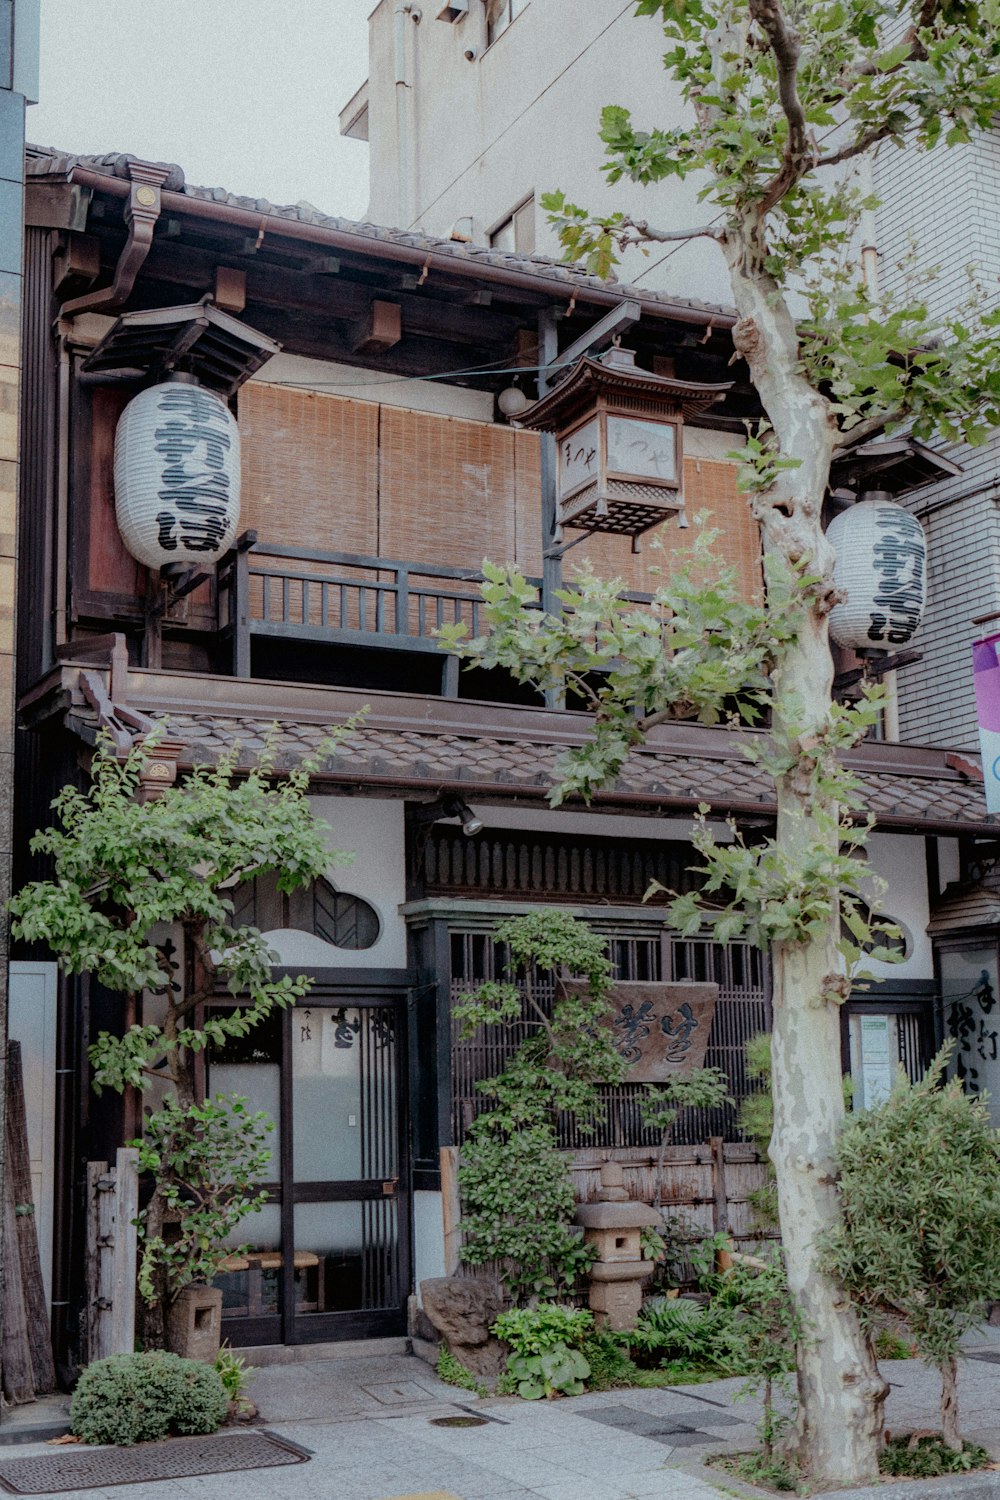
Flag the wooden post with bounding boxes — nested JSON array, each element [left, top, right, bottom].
[[110, 1148, 139, 1356], [710, 1136, 729, 1235], [5, 1043, 55, 1392], [439, 1146, 461, 1277], [1, 1190, 34, 1403], [85, 1161, 118, 1363]]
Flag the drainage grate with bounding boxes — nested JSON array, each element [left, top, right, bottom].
[[0, 1429, 310, 1494]]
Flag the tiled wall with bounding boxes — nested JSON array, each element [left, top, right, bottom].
[[238, 380, 762, 598], [874, 128, 1000, 749]]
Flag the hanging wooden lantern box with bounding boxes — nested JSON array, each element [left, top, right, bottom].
[[517, 346, 732, 545]]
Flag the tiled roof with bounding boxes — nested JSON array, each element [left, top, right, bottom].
[[25, 144, 736, 321], [90, 703, 992, 833]]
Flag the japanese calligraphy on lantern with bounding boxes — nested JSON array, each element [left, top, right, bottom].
[[563, 980, 718, 1081]]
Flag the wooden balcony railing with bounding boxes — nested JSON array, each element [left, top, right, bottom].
[[217, 532, 543, 696]]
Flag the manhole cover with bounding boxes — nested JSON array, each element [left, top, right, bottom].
[[429, 1416, 489, 1428], [0, 1429, 310, 1494]]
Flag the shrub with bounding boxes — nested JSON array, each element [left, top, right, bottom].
[[71, 1351, 229, 1446], [823, 1046, 1000, 1452], [492, 1303, 592, 1355], [492, 1302, 593, 1399]]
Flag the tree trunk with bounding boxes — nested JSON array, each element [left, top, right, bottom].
[[940, 1355, 962, 1452], [723, 229, 888, 1488]]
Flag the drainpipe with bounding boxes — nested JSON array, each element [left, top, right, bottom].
[[60, 159, 171, 318], [52, 325, 71, 651], [394, 2, 421, 228]]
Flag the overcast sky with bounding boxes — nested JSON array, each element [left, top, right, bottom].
[[27, 0, 374, 219]]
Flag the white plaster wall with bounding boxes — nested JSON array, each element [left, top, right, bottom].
[[413, 1190, 447, 1292], [861, 832, 933, 981], [262, 796, 408, 969], [251, 353, 495, 423], [361, 0, 733, 305]]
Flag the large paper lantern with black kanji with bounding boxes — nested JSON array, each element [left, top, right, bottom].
[[827, 494, 926, 651], [113, 380, 241, 570]]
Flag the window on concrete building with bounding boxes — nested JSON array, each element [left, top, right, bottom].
[[486, 0, 527, 46], [489, 195, 535, 254]]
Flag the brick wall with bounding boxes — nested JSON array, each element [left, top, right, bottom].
[[239, 382, 761, 598]]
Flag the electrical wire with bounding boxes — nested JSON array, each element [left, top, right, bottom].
[[268, 356, 581, 392]]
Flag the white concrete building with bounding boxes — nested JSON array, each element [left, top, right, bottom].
[[339, 0, 732, 306]]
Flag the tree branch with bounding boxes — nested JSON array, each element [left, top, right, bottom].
[[619, 217, 726, 245], [815, 123, 898, 171], [751, 0, 812, 215], [831, 410, 899, 450]]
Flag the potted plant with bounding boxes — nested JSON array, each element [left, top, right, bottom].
[[134, 1094, 273, 1361]]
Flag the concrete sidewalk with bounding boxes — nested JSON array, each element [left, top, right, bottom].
[[3, 1344, 1000, 1499]]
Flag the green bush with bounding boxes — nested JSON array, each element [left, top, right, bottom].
[[71, 1351, 229, 1446], [492, 1303, 594, 1399], [823, 1047, 1000, 1451], [492, 1303, 592, 1355]]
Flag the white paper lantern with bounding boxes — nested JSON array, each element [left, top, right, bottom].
[[113, 381, 241, 570], [827, 496, 926, 650]]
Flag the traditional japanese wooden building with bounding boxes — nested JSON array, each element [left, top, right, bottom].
[[12, 145, 996, 1368]]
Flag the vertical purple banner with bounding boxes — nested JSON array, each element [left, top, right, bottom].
[[972, 633, 1000, 816]]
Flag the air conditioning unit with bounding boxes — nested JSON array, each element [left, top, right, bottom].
[[436, 0, 469, 18]]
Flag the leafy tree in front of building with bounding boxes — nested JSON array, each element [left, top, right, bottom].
[[10, 725, 354, 1339], [441, 0, 1000, 1480]]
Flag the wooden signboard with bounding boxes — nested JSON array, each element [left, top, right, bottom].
[[564, 980, 719, 1081]]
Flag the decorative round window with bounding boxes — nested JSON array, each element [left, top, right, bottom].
[[232, 872, 380, 951], [314, 881, 381, 951], [842, 900, 913, 962]]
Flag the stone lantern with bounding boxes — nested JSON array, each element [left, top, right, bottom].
[[575, 1161, 661, 1330], [516, 346, 732, 549]]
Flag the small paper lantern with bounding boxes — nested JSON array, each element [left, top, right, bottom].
[[114, 380, 240, 570], [827, 495, 926, 650]]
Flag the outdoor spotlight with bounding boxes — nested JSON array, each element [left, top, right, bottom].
[[411, 793, 484, 837], [442, 793, 483, 836]]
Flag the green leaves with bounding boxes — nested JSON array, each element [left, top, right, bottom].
[[132, 1093, 274, 1304], [9, 729, 350, 1091], [456, 913, 626, 1302], [823, 1046, 1000, 1379], [440, 532, 798, 807], [494, 1306, 594, 1398]]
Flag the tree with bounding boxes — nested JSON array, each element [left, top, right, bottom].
[[10, 726, 352, 1335], [824, 1048, 1000, 1453], [440, 0, 1000, 1482]]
